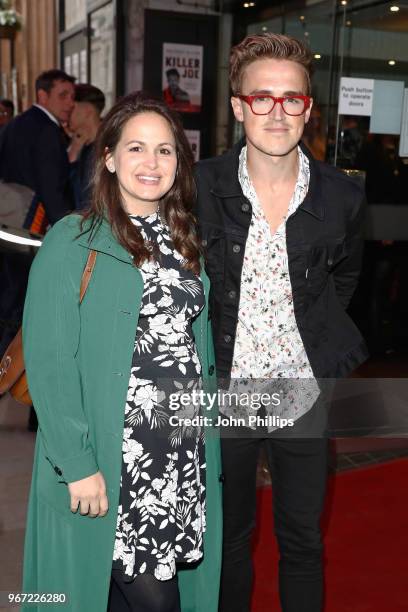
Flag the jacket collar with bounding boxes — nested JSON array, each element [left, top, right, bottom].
[[210, 137, 324, 220], [76, 217, 134, 264]]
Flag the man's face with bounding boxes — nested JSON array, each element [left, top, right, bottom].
[[167, 74, 180, 91], [0, 103, 12, 127], [38, 79, 75, 123], [231, 58, 313, 158]]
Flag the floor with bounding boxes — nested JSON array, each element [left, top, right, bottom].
[[1, 366, 408, 610], [0, 397, 34, 611]]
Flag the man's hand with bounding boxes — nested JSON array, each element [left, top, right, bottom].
[[68, 471, 109, 517]]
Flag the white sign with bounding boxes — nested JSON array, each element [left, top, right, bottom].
[[184, 130, 200, 162], [338, 77, 374, 116], [399, 89, 408, 157], [370, 80, 404, 135]]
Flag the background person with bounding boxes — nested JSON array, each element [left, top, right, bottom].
[[21, 93, 221, 612], [0, 69, 75, 232], [68, 83, 105, 210], [0, 70, 75, 435]]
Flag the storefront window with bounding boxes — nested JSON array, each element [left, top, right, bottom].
[[90, 2, 115, 110], [330, 0, 408, 206], [243, 0, 408, 204], [62, 32, 88, 82], [64, 0, 87, 31]]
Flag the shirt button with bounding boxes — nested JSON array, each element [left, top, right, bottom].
[[327, 257, 333, 266], [228, 290, 236, 299], [232, 244, 241, 253], [241, 202, 250, 213], [224, 334, 232, 343]]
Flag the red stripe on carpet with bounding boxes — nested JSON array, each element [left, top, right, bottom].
[[251, 458, 408, 611]]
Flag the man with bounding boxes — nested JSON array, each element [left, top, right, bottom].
[[68, 83, 105, 210], [0, 70, 75, 433], [0, 68, 75, 232], [194, 33, 368, 612], [0, 98, 14, 131]]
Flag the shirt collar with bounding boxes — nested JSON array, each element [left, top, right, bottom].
[[33, 104, 60, 127], [238, 144, 310, 218]]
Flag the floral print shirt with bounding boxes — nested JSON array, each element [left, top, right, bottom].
[[226, 146, 319, 429]]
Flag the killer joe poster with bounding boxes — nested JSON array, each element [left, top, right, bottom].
[[162, 43, 203, 113]]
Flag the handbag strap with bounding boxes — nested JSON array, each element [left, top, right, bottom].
[[80, 250, 97, 303]]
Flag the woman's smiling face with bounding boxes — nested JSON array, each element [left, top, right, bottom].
[[106, 111, 178, 216]]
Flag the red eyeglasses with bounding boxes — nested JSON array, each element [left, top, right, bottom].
[[237, 94, 311, 116]]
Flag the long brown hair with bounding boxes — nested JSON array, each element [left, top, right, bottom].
[[81, 92, 201, 275]]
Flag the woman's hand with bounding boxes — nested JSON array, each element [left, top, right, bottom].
[[68, 471, 109, 517]]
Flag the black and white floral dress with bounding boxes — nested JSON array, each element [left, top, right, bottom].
[[112, 211, 206, 582]]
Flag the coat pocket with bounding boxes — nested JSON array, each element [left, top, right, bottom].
[[306, 238, 347, 296]]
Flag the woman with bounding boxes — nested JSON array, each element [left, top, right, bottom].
[[21, 93, 222, 612]]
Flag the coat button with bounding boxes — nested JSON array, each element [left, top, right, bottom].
[[241, 202, 250, 213], [54, 466, 63, 476], [201, 239, 207, 247], [208, 365, 215, 376], [228, 290, 236, 299], [219, 473, 225, 483], [327, 257, 333, 266], [224, 334, 232, 343], [232, 244, 241, 253]]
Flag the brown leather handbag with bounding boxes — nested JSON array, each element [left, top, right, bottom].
[[0, 250, 97, 406]]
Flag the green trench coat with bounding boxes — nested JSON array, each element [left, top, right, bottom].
[[21, 215, 222, 612]]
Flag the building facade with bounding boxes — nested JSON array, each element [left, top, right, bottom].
[[0, 0, 57, 111]]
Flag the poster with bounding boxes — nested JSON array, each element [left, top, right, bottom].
[[338, 77, 374, 116], [162, 43, 203, 113], [184, 130, 200, 162]]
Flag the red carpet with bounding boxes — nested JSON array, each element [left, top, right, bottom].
[[251, 459, 408, 611]]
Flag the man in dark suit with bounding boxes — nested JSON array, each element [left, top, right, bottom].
[[0, 70, 75, 409], [0, 68, 75, 231]]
